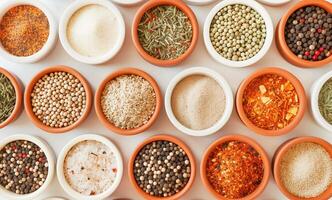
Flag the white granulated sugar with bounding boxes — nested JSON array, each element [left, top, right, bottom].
[[171, 75, 226, 130], [101, 75, 156, 129], [64, 140, 117, 196], [67, 4, 119, 57], [280, 142, 332, 198]]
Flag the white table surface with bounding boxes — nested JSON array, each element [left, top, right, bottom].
[[0, 0, 331, 200]]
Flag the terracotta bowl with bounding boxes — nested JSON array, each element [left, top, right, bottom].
[[128, 134, 196, 200], [273, 136, 332, 200], [132, 0, 199, 67], [236, 67, 307, 136], [275, 0, 332, 68], [24, 65, 92, 133], [201, 134, 270, 200], [0, 67, 23, 128], [95, 68, 162, 135]]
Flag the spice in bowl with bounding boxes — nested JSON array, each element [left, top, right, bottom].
[[206, 141, 264, 199], [30, 72, 86, 128], [138, 5, 193, 60], [242, 74, 299, 130], [133, 140, 191, 197], [0, 140, 49, 194], [101, 74, 156, 130], [279, 142, 332, 198], [284, 6, 332, 61], [318, 77, 332, 125], [0, 73, 16, 124], [0, 5, 49, 57], [171, 75, 226, 130], [210, 4, 266, 61], [63, 140, 118, 196], [67, 4, 120, 57]]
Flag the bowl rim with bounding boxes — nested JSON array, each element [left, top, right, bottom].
[[128, 134, 196, 200], [0, 134, 55, 200], [200, 134, 270, 200], [164, 67, 234, 136], [0, 0, 57, 63], [203, 0, 274, 68], [276, 0, 332, 68], [310, 70, 332, 132], [256, 0, 291, 6], [56, 134, 123, 200], [272, 136, 332, 200], [131, 0, 199, 67], [183, 0, 218, 6], [59, 0, 125, 65], [24, 65, 93, 134], [95, 67, 162, 135], [236, 67, 307, 136], [0, 67, 23, 128], [111, 0, 146, 6]]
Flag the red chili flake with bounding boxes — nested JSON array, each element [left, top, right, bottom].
[[242, 74, 299, 130], [112, 168, 117, 173], [313, 55, 318, 60], [304, 51, 310, 56], [206, 141, 264, 199], [315, 50, 321, 56], [319, 47, 324, 52]]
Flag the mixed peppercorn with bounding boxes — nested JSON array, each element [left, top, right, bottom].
[[285, 6, 331, 61], [243, 74, 299, 130], [206, 141, 264, 199], [0, 140, 48, 194], [133, 140, 191, 197]]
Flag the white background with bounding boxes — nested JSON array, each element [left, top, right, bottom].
[[0, 0, 331, 199]]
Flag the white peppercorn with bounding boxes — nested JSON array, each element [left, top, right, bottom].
[[210, 4, 266, 61], [30, 72, 86, 128]]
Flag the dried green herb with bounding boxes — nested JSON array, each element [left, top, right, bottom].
[[318, 77, 332, 124], [138, 5, 193, 60], [0, 73, 16, 124]]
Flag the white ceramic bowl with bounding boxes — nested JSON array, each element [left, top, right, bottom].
[[43, 198, 67, 200], [165, 67, 233, 137], [0, 0, 57, 63], [57, 134, 123, 200], [256, 0, 292, 7], [59, 0, 125, 65], [0, 134, 55, 200], [311, 70, 332, 132], [184, 0, 218, 6], [111, 0, 146, 6], [203, 0, 274, 68]]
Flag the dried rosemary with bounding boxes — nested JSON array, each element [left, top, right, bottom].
[[137, 5, 193, 60], [318, 78, 332, 124], [0, 73, 16, 124]]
